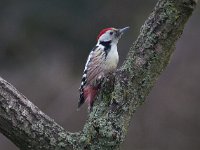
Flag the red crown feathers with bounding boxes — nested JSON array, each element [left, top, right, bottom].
[[97, 27, 113, 41]]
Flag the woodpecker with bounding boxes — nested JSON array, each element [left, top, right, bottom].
[[78, 27, 129, 111]]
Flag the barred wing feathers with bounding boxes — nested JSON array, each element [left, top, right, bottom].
[[78, 46, 105, 109]]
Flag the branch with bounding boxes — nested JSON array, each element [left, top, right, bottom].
[[0, 77, 79, 150], [0, 0, 197, 149]]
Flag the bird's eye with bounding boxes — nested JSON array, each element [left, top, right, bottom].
[[110, 32, 113, 35]]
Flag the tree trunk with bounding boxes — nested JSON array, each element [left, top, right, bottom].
[[0, 0, 198, 149]]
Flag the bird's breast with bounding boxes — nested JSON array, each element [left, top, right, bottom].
[[104, 45, 119, 72]]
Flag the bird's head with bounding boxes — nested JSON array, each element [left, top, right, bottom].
[[97, 27, 129, 44]]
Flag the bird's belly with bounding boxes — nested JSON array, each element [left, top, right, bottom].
[[104, 50, 119, 72]]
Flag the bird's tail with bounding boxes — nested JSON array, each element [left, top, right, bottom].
[[78, 86, 98, 111]]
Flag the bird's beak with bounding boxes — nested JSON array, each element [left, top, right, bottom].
[[116, 26, 130, 38], [119, 26, 130, 34]]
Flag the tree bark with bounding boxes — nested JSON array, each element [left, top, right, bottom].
[[0, 0, 198, 149]]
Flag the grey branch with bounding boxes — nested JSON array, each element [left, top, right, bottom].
[[0, 0, 197, 149]]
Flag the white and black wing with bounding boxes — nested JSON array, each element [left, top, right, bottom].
[[78, 46, 106, 108]]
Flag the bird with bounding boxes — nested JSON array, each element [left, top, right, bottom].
[[78, 27, 129, 111]]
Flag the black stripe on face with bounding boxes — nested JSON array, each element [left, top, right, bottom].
[[100, 41, 111, 50], [99, 40, 111, 57]]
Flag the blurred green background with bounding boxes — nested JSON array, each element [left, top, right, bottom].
[[0, 0, 200, 149]]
